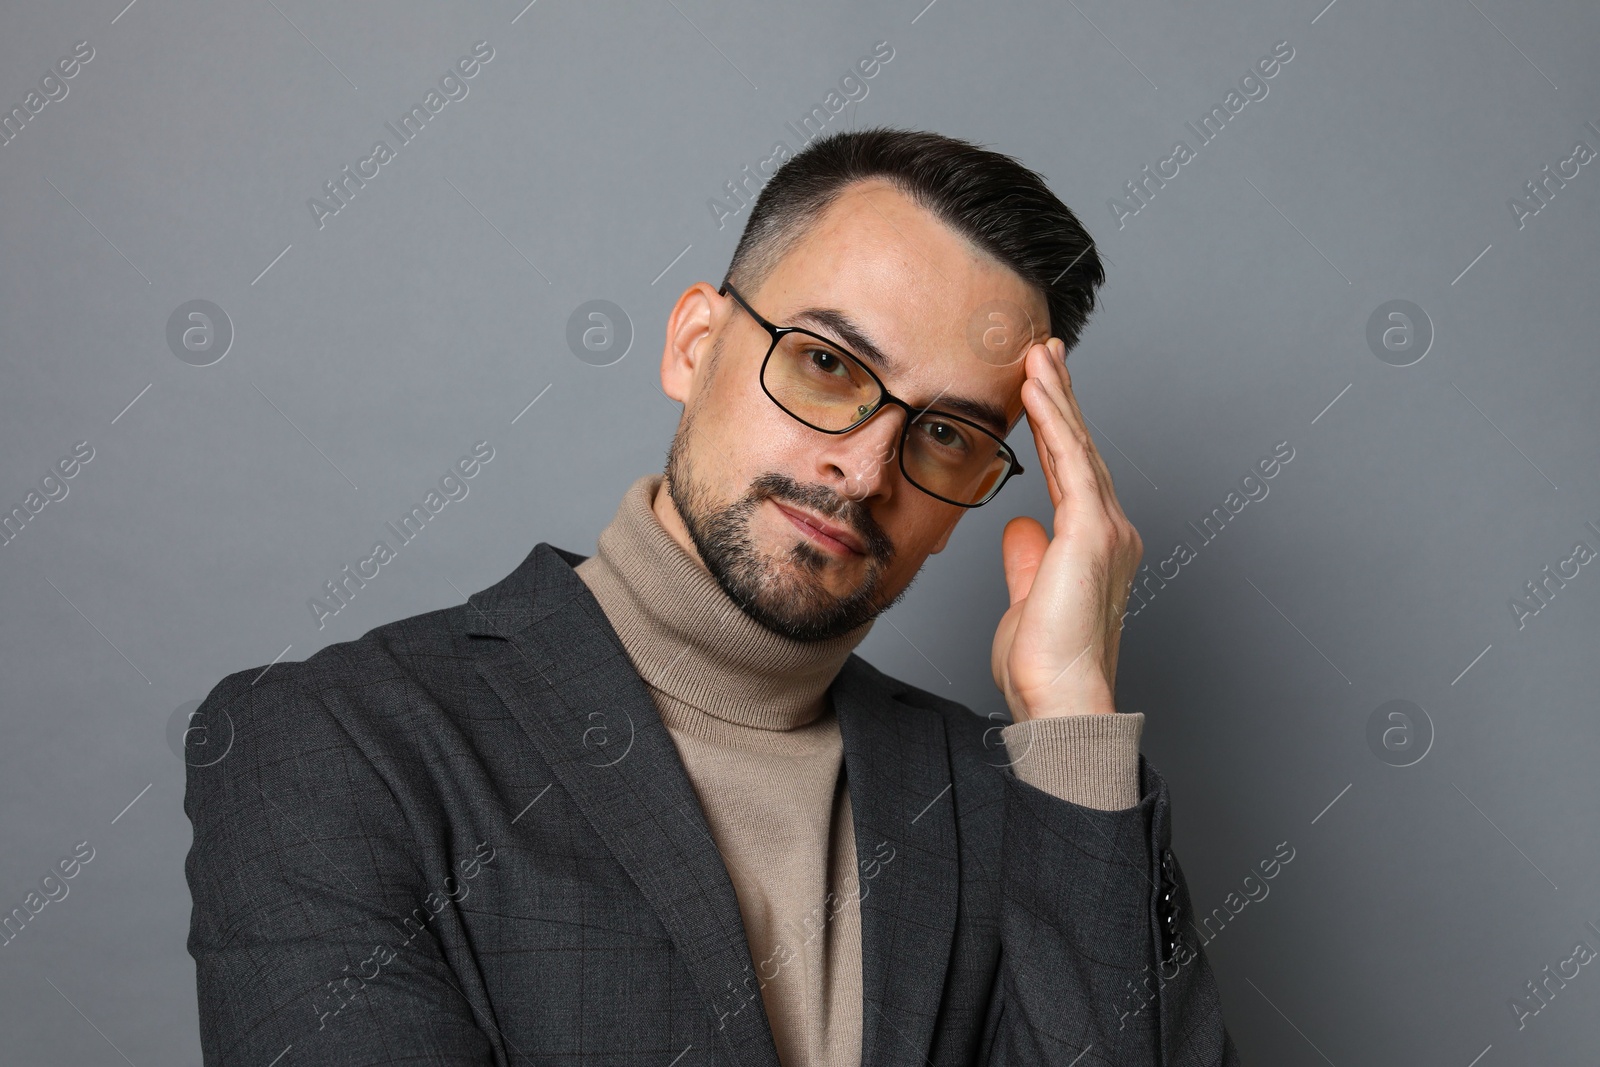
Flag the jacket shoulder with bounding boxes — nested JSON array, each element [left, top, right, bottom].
[[204, 537, 588, 714], [202, 596, 482, 711], [187, 596, 507, 811]]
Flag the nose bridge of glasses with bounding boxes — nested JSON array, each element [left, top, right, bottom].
[[842, 391, 906, 442], [843, 354, 957, 437]]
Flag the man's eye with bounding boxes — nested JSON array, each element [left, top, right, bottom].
[[807, 348, 846, 375], [919, 420, 968, 451]]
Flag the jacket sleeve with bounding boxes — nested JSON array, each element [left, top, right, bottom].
[[183, 670, 496, 1066], [979, 736, 1242, 1065]]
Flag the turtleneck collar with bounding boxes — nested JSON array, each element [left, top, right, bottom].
[[574, 474, 873, 731]]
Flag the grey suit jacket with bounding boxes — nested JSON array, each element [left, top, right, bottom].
[[184, 541, 1242, 1065]]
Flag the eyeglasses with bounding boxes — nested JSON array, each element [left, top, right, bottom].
[[720, 282, 1024, 508]]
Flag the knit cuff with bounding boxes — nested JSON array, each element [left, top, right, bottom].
[[999, 712, 1144, 811]]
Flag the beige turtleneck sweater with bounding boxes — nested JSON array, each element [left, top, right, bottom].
[[576, 475, 1143, 1067]]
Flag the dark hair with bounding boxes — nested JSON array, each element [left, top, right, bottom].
[[723, 127, 1107, 354]]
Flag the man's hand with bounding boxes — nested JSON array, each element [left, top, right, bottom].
[[991, 339, 1144, 722]]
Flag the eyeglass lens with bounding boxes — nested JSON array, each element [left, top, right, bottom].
[[762, 331, 1011, 505]]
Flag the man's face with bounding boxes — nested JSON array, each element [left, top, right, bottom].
[[657, 178, 1050, 641]]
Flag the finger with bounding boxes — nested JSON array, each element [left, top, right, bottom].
[[1000, 515, 1049, 607], [1051, 344, 1122, 507], [1022, 379, 1103, 539], [1021, 377, 1065, 509], [1023, 347, 1103, 515], [1053, 354, 1119, 504], [1018, 342, 1064, 503], [1031, 344, 1106, 487], [1021, 374, 1077, 503], [1031, 342, 1124, 518]]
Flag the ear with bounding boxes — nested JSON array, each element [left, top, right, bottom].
[[660, 282, 725, 403]]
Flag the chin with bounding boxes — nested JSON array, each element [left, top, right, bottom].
[[725, 545, 880, 641]]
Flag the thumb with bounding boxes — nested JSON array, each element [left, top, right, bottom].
[[1000, 516, 1049, 607]]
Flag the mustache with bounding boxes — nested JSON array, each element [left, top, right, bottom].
[[748, 472, 895, 563]]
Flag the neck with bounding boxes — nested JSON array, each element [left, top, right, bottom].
[[575, 474, 873, 731], [650, 472, 705, 571]]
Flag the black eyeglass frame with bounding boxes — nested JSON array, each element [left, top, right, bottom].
[[719, 282, 1025, 509]]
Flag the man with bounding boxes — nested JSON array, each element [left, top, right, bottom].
[[184, 127, 1241, 1065]]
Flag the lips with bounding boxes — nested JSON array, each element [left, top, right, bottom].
[[771, 500, 866, 556]]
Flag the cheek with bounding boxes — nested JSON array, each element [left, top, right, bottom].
[[877, 497, 955, 561], [689, 378, 809, 477]]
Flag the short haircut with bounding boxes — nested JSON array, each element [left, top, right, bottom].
[[723, 127, 1106, 354]]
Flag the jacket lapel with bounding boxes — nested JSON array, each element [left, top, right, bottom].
[[463, 543, 782, 1067], [833, 657, 961, 1067]]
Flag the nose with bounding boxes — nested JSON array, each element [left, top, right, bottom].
[[814, 402, 904, 503]]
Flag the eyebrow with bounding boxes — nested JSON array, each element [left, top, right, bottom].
[[789, 306, 1013, 438]]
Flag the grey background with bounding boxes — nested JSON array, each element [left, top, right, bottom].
[[2, 0, 1597, 1062]]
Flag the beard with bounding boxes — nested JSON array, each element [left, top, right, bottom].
[[664, 422, 901, 643]]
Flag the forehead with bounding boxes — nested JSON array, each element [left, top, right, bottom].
[[751, 179, 1050, 427]]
